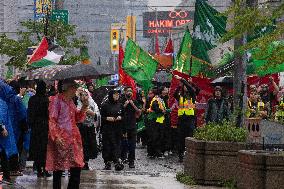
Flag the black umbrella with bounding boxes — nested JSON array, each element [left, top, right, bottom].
[[52, 64, 113, 80], [211, 76, 233, 87], [25, 65, 71, 80]]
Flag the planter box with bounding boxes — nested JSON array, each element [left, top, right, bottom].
[[238, 150, 284, 189], [184, 137, 246, 185]]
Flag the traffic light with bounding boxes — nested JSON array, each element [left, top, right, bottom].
[[111, 29, 119, 52]]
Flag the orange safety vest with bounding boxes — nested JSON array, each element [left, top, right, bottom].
[[178, 97, 195, 116]]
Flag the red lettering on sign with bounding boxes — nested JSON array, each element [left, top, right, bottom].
[[166, 20, 174, 27], [147, 29, 170, 34]]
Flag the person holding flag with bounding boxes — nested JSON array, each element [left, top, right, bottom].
[[174, 75, 200, 163]]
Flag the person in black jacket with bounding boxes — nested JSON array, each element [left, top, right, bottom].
[[205, 86, 230, 124], [100, 90, 124, 171], [120, 86, 141, 169], [174, 75, 200, 162], [28, 80, 51, 178]]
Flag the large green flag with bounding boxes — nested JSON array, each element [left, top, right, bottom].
[[191, 0, 227, 77], [247, 41, 284, 76], [173, 29, 192, 73], [122, 39, 158, 92]]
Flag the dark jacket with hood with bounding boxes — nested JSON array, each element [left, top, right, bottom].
[[101, 90, 124, 132]]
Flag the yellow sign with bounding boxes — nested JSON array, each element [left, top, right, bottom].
[[34, 0, 53, 21], [126, 16, 136, 41], [110, 29, 119, 51]]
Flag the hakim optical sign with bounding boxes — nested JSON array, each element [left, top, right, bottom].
[[143, 10, 194, 38]]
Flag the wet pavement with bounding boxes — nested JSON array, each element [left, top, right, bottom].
[[1, 146, 222, 189]]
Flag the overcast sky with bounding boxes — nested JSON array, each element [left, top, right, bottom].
[[148, 0, 182, 11]]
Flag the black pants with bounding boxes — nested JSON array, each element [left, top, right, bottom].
[[102, 127, 121, 164], [53, 167, 81, 189], [137, 129, 147, 146], [177, 115, 195, 158], [170, 127, 178, 152], [78, 124, 98, 162], [147, 121, 162, 157], [121, 129, 137, 162], [0, 150, 10, 179]]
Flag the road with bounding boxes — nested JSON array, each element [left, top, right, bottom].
[[1, 146, 221, 189]]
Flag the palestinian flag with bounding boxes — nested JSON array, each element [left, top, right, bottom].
[[28, 37, 48, 64], [31, 51, 63, 68]]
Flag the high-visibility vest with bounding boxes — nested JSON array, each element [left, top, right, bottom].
[[177, 96, 195, 116], [247, 100, 265, 118], [275, 99, 284, 120], [148, 96, 165, 123]]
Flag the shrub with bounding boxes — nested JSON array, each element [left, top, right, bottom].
[[176, 172, 196, 185], [193, 120, 248, 142]]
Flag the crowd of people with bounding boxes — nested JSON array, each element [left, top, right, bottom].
[[0, 74, 283, 189]]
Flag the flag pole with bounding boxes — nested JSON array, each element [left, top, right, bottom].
[[189, 56, 193, 77]]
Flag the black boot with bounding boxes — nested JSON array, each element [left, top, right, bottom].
[[115, 159, 124, 171], [114, 163, 124, 171]]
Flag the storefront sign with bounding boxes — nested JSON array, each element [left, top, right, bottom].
[[143, 11, 194, 38]]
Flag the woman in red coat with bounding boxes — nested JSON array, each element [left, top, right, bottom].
[[46, 79, 89, 189]]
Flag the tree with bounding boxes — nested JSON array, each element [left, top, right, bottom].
[[222, 0, 284, 66], [0, 20, 88, 69], [222, 0, 283, 127]]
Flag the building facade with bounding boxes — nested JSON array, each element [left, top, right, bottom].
[[0, 0, 149, 77]]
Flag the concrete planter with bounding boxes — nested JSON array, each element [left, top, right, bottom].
[[238, 150, 284, 189], [184, 137, 246, 185]]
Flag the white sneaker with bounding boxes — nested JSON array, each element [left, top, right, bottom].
[[164, 151, 169, 157]]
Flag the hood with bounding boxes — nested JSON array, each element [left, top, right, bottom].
[[0, 80, 17, 102], [108, 89, 120, 104], [36, 80, 47, 96]]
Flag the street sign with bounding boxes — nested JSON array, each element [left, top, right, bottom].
[[51, 10, 69, 24]]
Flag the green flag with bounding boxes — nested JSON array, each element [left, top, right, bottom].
[[247, 41, 284, 76], [122, 39, 158, 92], [191, 0, 227, 77], [173, 29, 192, 74], [95, 76, 109, 88]]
